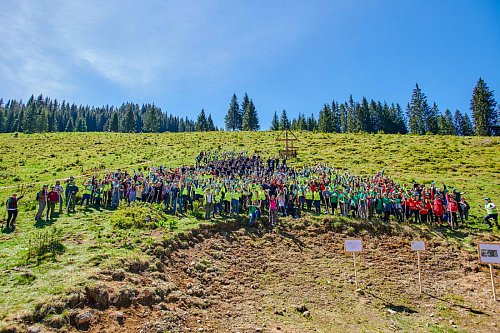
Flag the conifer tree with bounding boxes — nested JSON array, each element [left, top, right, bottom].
[[407, 84, 427, 135], [207, 114, 216, 131], [242, 100, 259, 131], [331, 100, 341, 133], [307, 113, 317, 131], [438, 109, 455, 135], [470, 77, 497, 136], [279, 109, 290, 130], [461, 113, 474, 136], [196, 109, 208, 131], [224, 94, 241, 131], [270, 111, 280, 130], [318, 104, 333, 132], [453, 110, 464, 136]]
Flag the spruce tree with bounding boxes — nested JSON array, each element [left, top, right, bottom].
[[270, 111, 280, 130], [122, 107, 135, 132], [65, 118, 75, 132], [23, 103, 37, 133], [461, 113, 474, 136], [407, 84, 427, 135], [196, 109, 208, 131], [331, 100, 341, 133], [307, 113, 317, 131], [318, 104, 333, 133], [279, 109, 290, 130], [453, 110, 464, 136], [224, 94, 240, 131], [207, 114, 216, 131], [438, 109, 455, 135], [425, 102, 440, 134], [242, 100, 259, 131], [470, 78, 497, 136], [108, 113, 119, 132], [75, 116, 87, 132], [143, 105, 161, 132]]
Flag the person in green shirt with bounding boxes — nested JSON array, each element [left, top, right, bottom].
[[330, 188, 339, 216]]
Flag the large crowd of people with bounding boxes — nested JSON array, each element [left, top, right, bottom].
[[3, 150, 498, 230]]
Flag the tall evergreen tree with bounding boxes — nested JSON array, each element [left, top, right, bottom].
[[23, 103, 37, 133], [279, 109, 290, 130], [270, 111, 280, 131], [425, 102, 440, 134], [453, 110, 464, 136], [307, 113, 317, 131], [331, 100, 341, 133], [355, 97, 371, 132], [108, 113, 119, 132], [461, 113, 474, 136], [438, 109, 455, 135], [122, 106, 136, 132], [470, 77, 497, 136], [143, 105, 161, 132], [242, 100, 259, 131], [406, 84, 427, 135], [224, 94, 241, 131], [75, 116, 87, 132], [339, 103, 347, 133], [207, 114, 216, 131], [318, 104, 333, 132], [65, 117, 75, 132], [196, 109, 208, 131]]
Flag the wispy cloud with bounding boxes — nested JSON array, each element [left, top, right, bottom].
[[0, 0, 318, 99]]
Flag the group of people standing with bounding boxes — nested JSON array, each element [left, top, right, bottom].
[[3, 150, 498, 230]]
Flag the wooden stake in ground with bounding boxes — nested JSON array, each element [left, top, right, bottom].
[[411, 240, 425, 294], [345, 239, 363, 289], [477, 242, 500, 301]]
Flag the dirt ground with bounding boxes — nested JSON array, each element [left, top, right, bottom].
[[19, 220, 500, 333]]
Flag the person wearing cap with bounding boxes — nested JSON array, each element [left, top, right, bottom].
[[35, 185, 48, 221], [5, 192, 23, 229], [482, 197, 498, 228]]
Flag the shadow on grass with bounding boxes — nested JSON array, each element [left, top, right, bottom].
[[34, 218, 55, 228], [365, 290, 418, 314], [424, 292, 487, 315]]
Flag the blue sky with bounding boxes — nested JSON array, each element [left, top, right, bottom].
[[1, 0, 499, 128]]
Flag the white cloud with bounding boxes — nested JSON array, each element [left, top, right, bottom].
[[0, 0, 318, 97]]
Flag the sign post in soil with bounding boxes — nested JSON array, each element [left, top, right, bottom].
[[411, 240, 425, 294], [345, 239, 363, 289], [478, 242, 500, 301]]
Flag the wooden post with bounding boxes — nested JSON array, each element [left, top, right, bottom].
[[417, 251, 422, 295], [353, 252, 358, 289], [490, 264, 497, 301]]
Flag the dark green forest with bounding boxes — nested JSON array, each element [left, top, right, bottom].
[[0, 78, 497, 135]]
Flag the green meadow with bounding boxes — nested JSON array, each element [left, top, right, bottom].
[[0, 131, 499, 326]]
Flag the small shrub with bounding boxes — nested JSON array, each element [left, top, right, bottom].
[[26, 227, 65, 265]]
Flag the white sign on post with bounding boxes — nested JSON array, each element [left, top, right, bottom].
[[344, 239, 363, 289], [411, 240, 425, 294], [478, 242, 500, 264], [345, 239, 363, 252], [478, 242, 500, 301], [411, 241, 425, 251]]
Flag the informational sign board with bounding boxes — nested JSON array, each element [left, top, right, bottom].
[[478, 242, 500, 265], [345, 239, 363, 252], [411, 241, 425, 251]]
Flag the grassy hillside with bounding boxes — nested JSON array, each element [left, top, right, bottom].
[[0, 132, 499, 331]]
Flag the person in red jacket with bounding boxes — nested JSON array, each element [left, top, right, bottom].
[[433, 195, 444, 226], [408, 195, 420, 224], [419, 198, 432, 224], [47, 185, 59, 220], [446, 193, 459, 228]]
